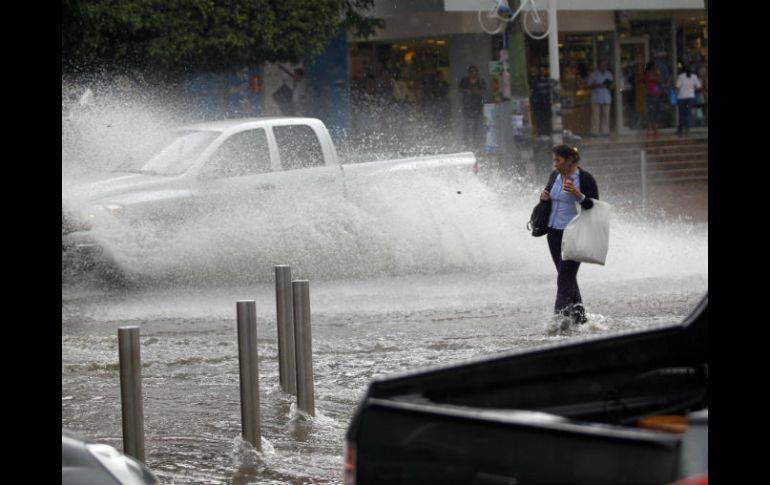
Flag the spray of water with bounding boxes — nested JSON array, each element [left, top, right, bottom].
[[62, 82, 707, 290]]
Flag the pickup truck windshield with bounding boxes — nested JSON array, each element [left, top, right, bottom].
[[141, 130, 220, 176]]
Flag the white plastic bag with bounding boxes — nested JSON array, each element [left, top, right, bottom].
[[561, 199, 612, 265]]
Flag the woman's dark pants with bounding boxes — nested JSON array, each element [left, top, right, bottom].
[[678, 98, 693, 134], [547, 228, 585, 321]]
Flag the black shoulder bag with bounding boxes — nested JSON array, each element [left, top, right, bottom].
[[527, 200, 551, 237], [527, 171, 557, 237]]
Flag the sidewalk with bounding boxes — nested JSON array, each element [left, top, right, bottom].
[[577, 129, 708, 223], [611, 179, 708, 223], [647, 179, 708, 222]]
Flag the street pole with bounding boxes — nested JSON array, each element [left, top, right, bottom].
[[275, 265, 297, 395], [496, 26, 515, 175], [118, 326, 145, 462], [292, 280, 315, 416], [548, 0, 563, 146], [236, 300, 261, 451], [504, 1, 533, 176]]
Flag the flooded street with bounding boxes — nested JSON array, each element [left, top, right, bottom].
[[62, 4, 709, 480], [63, 262, 706, 484], [62, 101, 707, 484]]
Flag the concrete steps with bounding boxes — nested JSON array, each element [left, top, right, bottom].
[[576, 133, 707, 190]]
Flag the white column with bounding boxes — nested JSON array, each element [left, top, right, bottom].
[[548, 0, 562, 145]]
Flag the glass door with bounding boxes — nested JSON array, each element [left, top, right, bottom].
[[614, 36, 649, 133]]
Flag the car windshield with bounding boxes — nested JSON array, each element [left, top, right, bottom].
[[140, 130, 220, 176]]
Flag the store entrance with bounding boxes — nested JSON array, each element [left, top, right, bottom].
[[348, 39, 450, 146], [615, 36, 649, 133]]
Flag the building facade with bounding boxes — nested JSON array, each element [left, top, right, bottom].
[[346, 0, 707, 140]]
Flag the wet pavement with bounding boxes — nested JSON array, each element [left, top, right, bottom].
[[62, 167, 707, 484]]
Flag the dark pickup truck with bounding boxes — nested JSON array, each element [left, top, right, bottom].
[[345, 295, 708, 485]]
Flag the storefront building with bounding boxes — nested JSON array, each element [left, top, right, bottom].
[[347, 0, 707, 140]]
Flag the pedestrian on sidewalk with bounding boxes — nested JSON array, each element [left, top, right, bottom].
[[531, 64, 553, 137], [459, 65, 486, 149], [538, 144, 600, 331], [644, 61, 663, 138], [675, 64, 702, 137], [587, 59, 614, 137], [290, 68, 315, 117]]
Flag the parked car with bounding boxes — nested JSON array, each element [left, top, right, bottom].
[[345, 294, 708, 485], [62, 429, 158, 485]]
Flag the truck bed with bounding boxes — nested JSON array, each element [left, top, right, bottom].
[[345, 295, 708, 485]]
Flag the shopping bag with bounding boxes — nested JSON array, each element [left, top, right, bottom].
[[669, 88, 678, 106], [561, 199, 612, 265], [693, 92, 705, 108]]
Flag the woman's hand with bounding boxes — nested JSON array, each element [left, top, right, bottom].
[[540, 190, 550, 201], [562, 179, 583, 200]]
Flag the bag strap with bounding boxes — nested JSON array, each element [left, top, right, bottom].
[[545, 170, 558, 191]]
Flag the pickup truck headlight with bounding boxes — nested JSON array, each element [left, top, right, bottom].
[[63, 204, 125, 234], [99, 204, 125, 218], [63, 208, 87, 234], [85, 204, 125, 226]]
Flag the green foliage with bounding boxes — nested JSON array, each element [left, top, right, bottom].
[[62, 0, 382, 73], [340, 0, 384, 38]]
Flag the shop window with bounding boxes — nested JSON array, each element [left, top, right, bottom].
[[676, 17, 708, 128], [559, 34, 592, 134], [349, 38, 451, 144]]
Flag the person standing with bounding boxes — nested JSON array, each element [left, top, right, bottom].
[[643, 61, 663, 138], [632, 61, 647, 129], [291, 68, 315, 117], [587, 59, 614, 137], [675, 64, 702, 137], [538, 145, 600, 330], [422, 68, 450, 131], [531, 65, 552, 137], [459, 65, 486, 149]]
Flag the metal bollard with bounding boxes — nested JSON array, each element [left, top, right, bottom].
[[292, 280, 315, 416], [118, 326, 145, 462], [640, 149, 648, 209], [236, 301, 261, 451], [275, 265, 297, 395]]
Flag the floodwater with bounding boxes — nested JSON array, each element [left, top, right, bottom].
[[62, 274, 707, 484], [62, 92, 707, 484], [62, 178, 707, 484]]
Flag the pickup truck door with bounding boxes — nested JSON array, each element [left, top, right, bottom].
[[195, 124, 343, 224], [195, 127, 288, 217], [268, 123, 344, 197]]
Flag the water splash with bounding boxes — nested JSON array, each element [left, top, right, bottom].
[[62, 82, 707, 290]]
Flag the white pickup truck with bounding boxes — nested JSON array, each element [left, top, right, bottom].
[[62, 117, 477, 280]]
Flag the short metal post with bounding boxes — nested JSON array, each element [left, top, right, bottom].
[[275, 265, 297, 395], [236, 301, 261, 450], [118, 326, 145, 462], [640, 149, 648, 209], [292, 280, 315, 416]]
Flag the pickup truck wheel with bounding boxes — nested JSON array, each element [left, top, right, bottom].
[[92, 258, 138, 289]]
